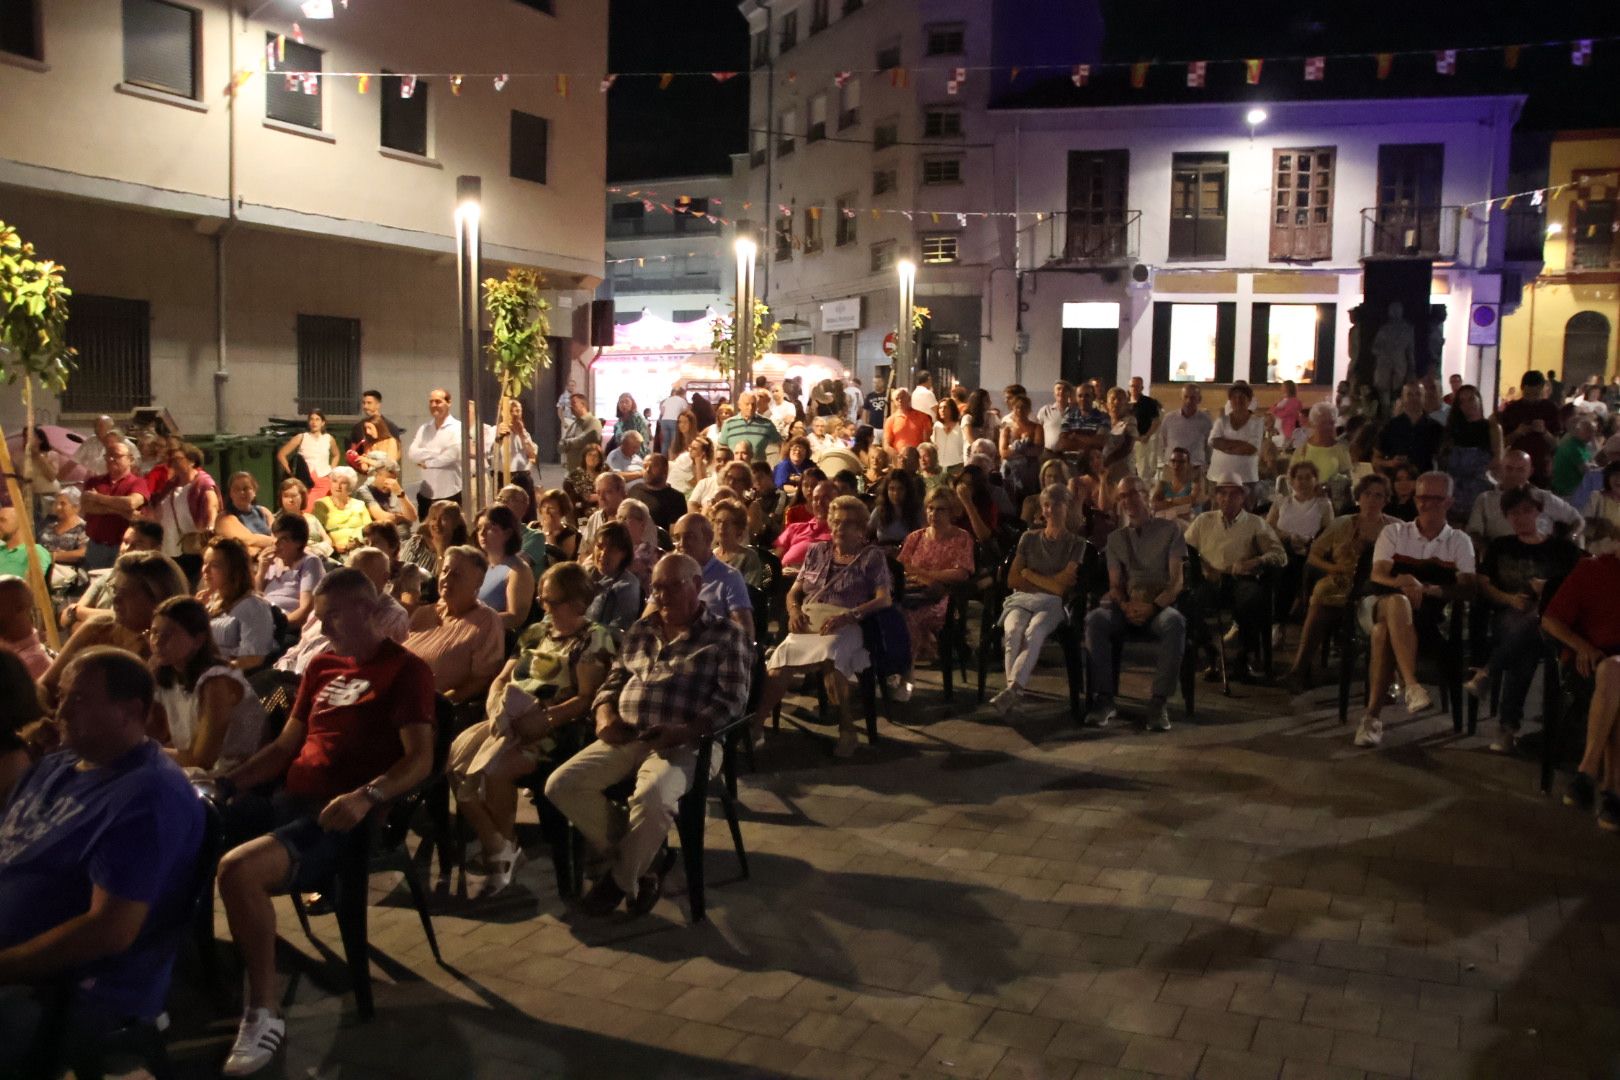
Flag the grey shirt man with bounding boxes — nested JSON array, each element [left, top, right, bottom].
[[1467, 486, 1584, 543], [1105, 517, 1187, 599]]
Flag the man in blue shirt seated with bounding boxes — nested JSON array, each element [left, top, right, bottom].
[[0, 646, 205, 1073], [671, 512, 753, 642]]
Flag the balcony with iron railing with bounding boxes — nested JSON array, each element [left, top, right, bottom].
[[1019, 210, 1141, 269], [1359, 205, 1463, 262], [1502, 203, 1547, 263]]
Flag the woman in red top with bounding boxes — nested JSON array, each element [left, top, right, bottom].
[[1543, 553, 1620, 829]]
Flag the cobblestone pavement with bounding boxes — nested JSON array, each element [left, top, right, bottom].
[[169, 659, 1620, 1079]]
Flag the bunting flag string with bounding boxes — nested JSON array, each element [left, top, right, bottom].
[[249, 31, 1616, 98], [1457, 171, 1620, 217], [601, 187, 1067, 235]]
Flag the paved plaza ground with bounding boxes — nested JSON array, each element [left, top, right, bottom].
[[167, 659, 1620, 1079]]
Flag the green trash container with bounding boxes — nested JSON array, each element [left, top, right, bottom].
[[235, 432, 281, 501]]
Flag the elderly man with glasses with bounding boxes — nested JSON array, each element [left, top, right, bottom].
[[78, 442, 149, 571]]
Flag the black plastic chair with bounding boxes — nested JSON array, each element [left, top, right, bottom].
[[32, 797, 222, 1080], [1335, 560, 1466, 729], [287, 701, 454, 1020], [1541, 659, 1595, 795], [1081, 606, 1199, 724], [569, 716, 751, 923], [1183, 546, 1277, 694]]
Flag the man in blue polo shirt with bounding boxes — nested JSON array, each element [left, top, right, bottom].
[[718, 391, 782, 461], [0, 647, 204, 1071], [672, 512, 753, 643]]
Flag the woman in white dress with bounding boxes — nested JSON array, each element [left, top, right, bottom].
[[148, 595, 267, 773], [275, 410, 339, 510], [751, 496, 893, 758]]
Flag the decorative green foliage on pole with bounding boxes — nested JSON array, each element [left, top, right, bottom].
[[710, 298, 779, 383], [483, 267, 552, 398], [0, 220, 76, 392]]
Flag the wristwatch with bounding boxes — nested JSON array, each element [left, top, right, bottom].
[[362, 784, 386, 805]]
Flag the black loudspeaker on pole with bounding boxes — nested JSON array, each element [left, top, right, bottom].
[[590, 300, 616, 347]]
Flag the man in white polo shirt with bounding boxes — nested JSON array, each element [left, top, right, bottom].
[[1354, 471, 1477, 749], [406, 388, 463, 520], [1158, 385, 1213, 478]]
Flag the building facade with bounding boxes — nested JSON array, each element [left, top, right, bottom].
[[998, 95, 1523, 398], [0, 0, 605, 444], [1499, 130, 1620, 393], [602, 171, 739, 326]]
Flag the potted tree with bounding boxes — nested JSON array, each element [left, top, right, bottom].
[[710, 298, 779, 402]]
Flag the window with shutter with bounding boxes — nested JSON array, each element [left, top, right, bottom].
[[923, 109, 962, 138], [922, 157, 962, 185], [803, 206, 824, 253], [1270, 148, 1334, 261], [777, 110, 797, 157], [296, 315, 362, 415], [265, 34, 322, 129], [775, 216, 793, 261], [870, 240, 896, 272], [807, 94, 827, 142], [836, 194, 857, 245], [62, 296, 152, 414], [1066, 150, 1130, 259], [1168, 152, 1227, 260], [122, 0, 196, 98], [380, 73, 429, 157], [510, 110, 549, 184], [872, 168, 896, 197]]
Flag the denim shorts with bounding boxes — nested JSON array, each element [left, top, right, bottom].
[[223, 790, 349, 894]]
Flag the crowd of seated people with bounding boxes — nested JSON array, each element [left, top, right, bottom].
[[4, 369, 1620, 1078]]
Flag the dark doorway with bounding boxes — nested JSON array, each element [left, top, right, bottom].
[[1061, 327, 1120, 386], [1563, 311, 1612, 389]]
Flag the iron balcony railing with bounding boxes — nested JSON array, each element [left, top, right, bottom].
[[1360, 204, 1462, 261], [1020, 209, 1141, 268]]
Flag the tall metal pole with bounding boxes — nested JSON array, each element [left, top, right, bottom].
[[455, 175, 482, 517], [733, 221, 758, 405], [896, 254, 917, 387]]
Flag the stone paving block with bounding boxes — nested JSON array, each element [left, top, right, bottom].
[[1118, 1033, 1207, 1076], [922, 1034, 1012, 1079], [850, 1020, 940, 1067], [1230, 985, 1309, 1023], [974, 1008, 1062, 1052], [1250, 1018, 1335, 1064], [784, 1007, 873, 1052], [1104, 998, 1185, 1038], [1327, 1029, 1414, 1075], [722, 994, 806, 1037], [1195, 1047, 1286, 1080]]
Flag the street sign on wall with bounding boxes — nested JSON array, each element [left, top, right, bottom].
[[1468, 303, 1499, 347], [821, 297, 863, 332]]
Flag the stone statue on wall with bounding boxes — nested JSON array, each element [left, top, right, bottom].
[[1426, 304, 1447, 376], [1370, 302, 1415, 418]]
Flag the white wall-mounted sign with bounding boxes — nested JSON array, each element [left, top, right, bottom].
[[821, 297, 863, 332]]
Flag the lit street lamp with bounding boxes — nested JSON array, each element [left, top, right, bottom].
[[732, 221, 758, 403], [896, 254, 917, 387], [455, 175, 482, 516]]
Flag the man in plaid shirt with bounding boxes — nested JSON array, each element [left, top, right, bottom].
[[546, 553, 750, 917]]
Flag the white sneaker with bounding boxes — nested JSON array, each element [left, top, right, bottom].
[[477, 840, 527, 898], [223, 1008, 285, 1077], [885, 674, 913, 702], [1353, 713, 1384, 748], [1403, 683, 1434, 715], [1148, 706, 1172, 732], [990, 686, 1020, 718], [1088, 701, 1117, 728]]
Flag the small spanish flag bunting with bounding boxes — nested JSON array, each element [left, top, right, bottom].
[[1071, 65, 1089, 86], [600, 74, 616, 92], [400, 74, 417, 99], [1244, 59, 1263, 84], [1500, 195, 1516, 211], [1130, 62, 1149, 88], [834, 71, 852, 87], [712, 71, 738, 82], [229, 69, 253, 93], [946, 66, 966, 94], [1573, 39, 1593, 66], [493, 73, 508, 92], [1435, 50, 1456, 74], [1304, 56, 1324, 81], [1186, 61, 1206, 88], [555, 73, 569, 96], [1503, 45, 1520, 70], [1376, 53, 1394, 79], [658, 72, 674, 90], [275, 35, 286, 62], [890, 67, 909, 88], [450, 74, 463, 95], [871, 208, 881, 221], [291, 22, 304, 44], [808, 206, 821, 220], [357, 73, 369, 94]]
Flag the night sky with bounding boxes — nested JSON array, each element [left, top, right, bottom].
[[605, 0, 1620, 180]]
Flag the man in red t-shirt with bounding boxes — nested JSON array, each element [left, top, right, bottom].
[[1542, 553, 1620, 827], [213, 568, 435, 1076], [883, 388, 933, 452], [79, 441, 149, 570]]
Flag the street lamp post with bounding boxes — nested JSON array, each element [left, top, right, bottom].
[[454, 175, 483, 517], [732, 221, 758, 404], [896, 254, 917, 387]]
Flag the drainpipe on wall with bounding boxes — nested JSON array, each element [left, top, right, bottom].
[[212, 4, 246, 435]]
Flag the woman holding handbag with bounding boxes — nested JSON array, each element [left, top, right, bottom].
[[154, 443, 220, 585]]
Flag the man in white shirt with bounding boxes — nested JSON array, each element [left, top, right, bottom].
[[556, 378, 578, 425], [579, 472, 627, 554], [1466, 449, 1585, 546], [844, 377, 864, 425], [1354, 471, 1477, 749], [1157, 386, 1213, 474], [406, 387, 463, 520], [767, 386, 797, 437], [657, 385, 687, 454], [910, 371, 938, 417], [1207, 385, 1263, 493]]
